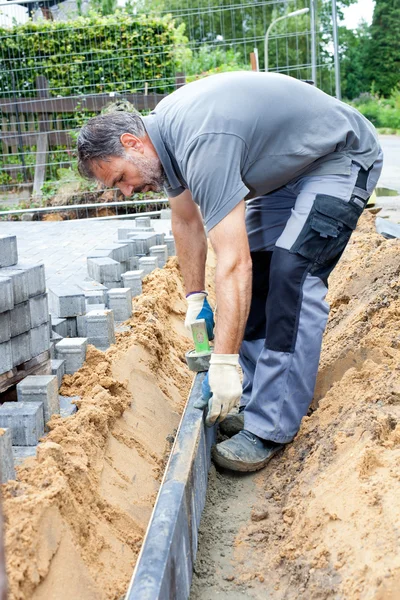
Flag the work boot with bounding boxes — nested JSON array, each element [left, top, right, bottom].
[[219, 406, 245, 437], [212, 430, 283, 472]]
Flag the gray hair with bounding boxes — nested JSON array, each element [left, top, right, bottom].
[[77, 111, 146, 179]]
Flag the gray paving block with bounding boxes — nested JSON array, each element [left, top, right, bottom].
[[51, 317, 68, 338], [29, 293, 49, 328], [87, 258, 122, 283], [48, 286, 86, 318], [127, 233, 158, 255], [51, 358, 65, 388], [7, 262, 46, 298], [149, 245, 168, 269], [86, 249, 113, 260], [11, 332, 32, 366], [49, 341, 55, 360], [76, 280, 107, 294], [134, 227, 156, 233], [17, 375, 60, 425], [0, 401, 45, 446], [30, 323, 51, 357], [117, 226, 136, 240], [115, 238, 137, 256], [164, 235, 176, 257], [156, 233, 165, 245], [0, 340, 13, 374], [82, 290, 107, 305], [76, 315, 87, 337], [103, 280, 122, 290], [51, 331, 63, 343], [95, 243, 130, 263], [12, 445, 36, 466], [59, 395, 78, 418], [0, 276, 14, 313], [122, 270, 143, 297], [9, 301, 31, 337], [86, 309, 115, 349], [135, 216, 151, 228], [0, 428, 16, 482], [138, 256, 159, 277], [85, 303, 105, 312], [55, 338, 87, 374], [106, 288, 132, 322], [0, 269, 29, 304], [125, 256, 139, 271], [0, 312, 11, 344], [66, 317, 77, 337], [0, 235, 18, 267], [160, 208, 172, 219]]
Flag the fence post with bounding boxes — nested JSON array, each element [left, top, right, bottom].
[[175, 72, 186, 89], [33, 76, 50, 198]]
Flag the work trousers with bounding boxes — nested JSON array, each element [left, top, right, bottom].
[[241, 151, 383, 444]]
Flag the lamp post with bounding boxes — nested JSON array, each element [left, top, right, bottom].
[[264, 7, 310, 72]]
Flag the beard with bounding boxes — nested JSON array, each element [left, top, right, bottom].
[[125, 153, 166, 193]]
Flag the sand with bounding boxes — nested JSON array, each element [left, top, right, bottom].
[[3, 258, 194, 600]]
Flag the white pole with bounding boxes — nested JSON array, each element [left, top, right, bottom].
[[265, 8, 310, 72], [331, 0, 341, 99], [310, 0, 317, 85]]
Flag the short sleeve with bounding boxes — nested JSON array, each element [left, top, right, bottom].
[[181, 133, 249, 231], [164, 182, 185, 198]]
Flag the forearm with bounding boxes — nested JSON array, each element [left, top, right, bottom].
[[172, 214, 207, 294]]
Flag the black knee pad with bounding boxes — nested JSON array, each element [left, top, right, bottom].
[[243, 251, 272, 341]]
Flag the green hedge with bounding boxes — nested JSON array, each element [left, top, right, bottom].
[[0, 12, 187, 97]]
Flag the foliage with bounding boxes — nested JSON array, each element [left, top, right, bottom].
[[351, 87, 400, 130], [339, 21, 371, 100], [184, 46, 248, 81]]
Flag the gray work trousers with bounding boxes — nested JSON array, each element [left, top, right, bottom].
[[241, 152, 383, 444]]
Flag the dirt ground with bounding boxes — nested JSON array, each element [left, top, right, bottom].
[[2, 259, 195, 600], [191, 212, 400, 600]]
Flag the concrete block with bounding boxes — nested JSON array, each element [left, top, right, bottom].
[[95, 243, 130, 263], [86, 249, 113, 260], [86, 309, 115, 349], [134, 227, 156, 233], [117, 226, 138, 240], [126, 256, 139, 271], [7, 262, 46, 297], [0, 235, 18, 267], [103, 280, 122, 290], [51, 317, 68, 338], [55, 338, 87, 374], [10, 301, 31, 337], [138, 256, 159, 277], [0, 269, 29, 304], [59, 395, 78, 418], [83, 290, 107, 305], [49, 341, 55, 360], [150, 245, 168, 269], [115, 324, 131, 334], [29, 293, 49, 328], [11, 332, 32, 366], [17, 375, 60, 424], [0, 276, 14, 313], [0, 401, 45, 446], [85, 303, 105, 312], [66, 317, 77, 337], [0, 341, 13, 374], [30, 324, 51, 356], [51, 331, 63, 343], [160, 208, 172, 219], [135, 216, 151, 228], [51, 359, 65, 388], [0, 428, 16, 482], [12, 445, 36, 466], [0, 312, 11, 344], [113, 239, 136, 257], [48, 286, 86, 318], [156, 233, 165, 245], [87, 258, 122, 283], [76, 315, 87, 337], [76, 280, 107, 294], [122, 270, 143, 297], [127, 233, 157, 255], [164, 235, 176, 257], [106, 288, 132, 322]]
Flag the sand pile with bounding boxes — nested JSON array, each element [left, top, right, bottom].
[[234, 213, 400, 599], [3, 258, 194, 600]]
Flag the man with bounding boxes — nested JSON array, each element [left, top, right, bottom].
[[77, 71, 383, 472]]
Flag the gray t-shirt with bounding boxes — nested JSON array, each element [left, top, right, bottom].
[[142, 71, 380, 231]]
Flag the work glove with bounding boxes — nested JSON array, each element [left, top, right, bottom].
[[194, 354, 242, 426], [185, 292, 214, 341]]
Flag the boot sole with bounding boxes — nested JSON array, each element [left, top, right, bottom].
[[212, 444, 283, 472]]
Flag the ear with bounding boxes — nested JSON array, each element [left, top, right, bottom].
[[120, 133, 144, 154]]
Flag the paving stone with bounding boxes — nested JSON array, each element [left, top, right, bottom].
[[134, 227, 155, 233], [0, 269, 29, 304], [51, 317, 68, 338], [48, 286, 86, 318], [55, 338, 87, 374], [7, 262, 46, 297], [12, 445, 36, 466], [0, 276, 14, 313], [135, 216, 151, 228], [127, 233, 157, 255], [115, 324, 131, 334], [85, 303, 105, 312], [103, 280, 122, 290], [117, 226, 137, 240], [0, 340, 13, 374], [156, 232, 165, 245], [164, 235, 176, 257], [51, 358, 65, 388], [0, 312, 11, 344], [149, 245, 168, 269], [122, 270, 143, 297], [87, 258, 122, 283], [0, 235, 18, 267], [95, 243, 130, 263], [76, 280, 107, 294], [30, 323, 51, 356], [0, 401, 45, 446], [160, 208, 172, 219], [29, 293, 49, 328], [17, 375, 60, 425], [113, 238, 136, 257], [82, 289, 107, 306], [59, 395, 78, 418], [66, 317, 78, 337], [138, 256, 159, 277], [11, 332, 32, 366], [0, 428, 16, 482], [86, 309, 115, 349], [9, 301, 31, 337], [76, 315, 87, 337], [106, 288, 132, 322], [51, 331, 63, 343], [86, 249, 113, 260]]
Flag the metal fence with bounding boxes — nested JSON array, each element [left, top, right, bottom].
[[0, 0, 339, 217]]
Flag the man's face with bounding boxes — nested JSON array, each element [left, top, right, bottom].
[[90, 142, 165, 197]]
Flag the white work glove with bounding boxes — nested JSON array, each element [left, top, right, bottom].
[[184, 292, 214, 340], [195, 353, 242, 426]]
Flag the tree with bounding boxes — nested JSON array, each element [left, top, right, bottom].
[[340, 21, 371, 99]]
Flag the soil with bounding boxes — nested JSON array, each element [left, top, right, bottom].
[[191, 212, 400, 600], [2, 258, 195, 600]]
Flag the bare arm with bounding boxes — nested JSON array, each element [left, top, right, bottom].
[[208, 200, 252, 354], [169, 190, 208, 294]]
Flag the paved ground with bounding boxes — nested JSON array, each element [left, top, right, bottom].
[[377, 135, 400, 193]]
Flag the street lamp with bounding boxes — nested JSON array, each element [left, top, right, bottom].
[[264, 7, 310, 72]]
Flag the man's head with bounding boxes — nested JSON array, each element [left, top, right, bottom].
[[77, 111, 165, 196]]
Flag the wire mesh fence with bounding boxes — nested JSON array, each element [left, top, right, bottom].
[[0, 0, 338, 218]]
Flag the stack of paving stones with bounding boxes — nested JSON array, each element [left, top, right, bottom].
[[0, 234, 51, 380]]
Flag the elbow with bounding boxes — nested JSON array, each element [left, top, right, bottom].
[[217, 254, 252, 280]]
